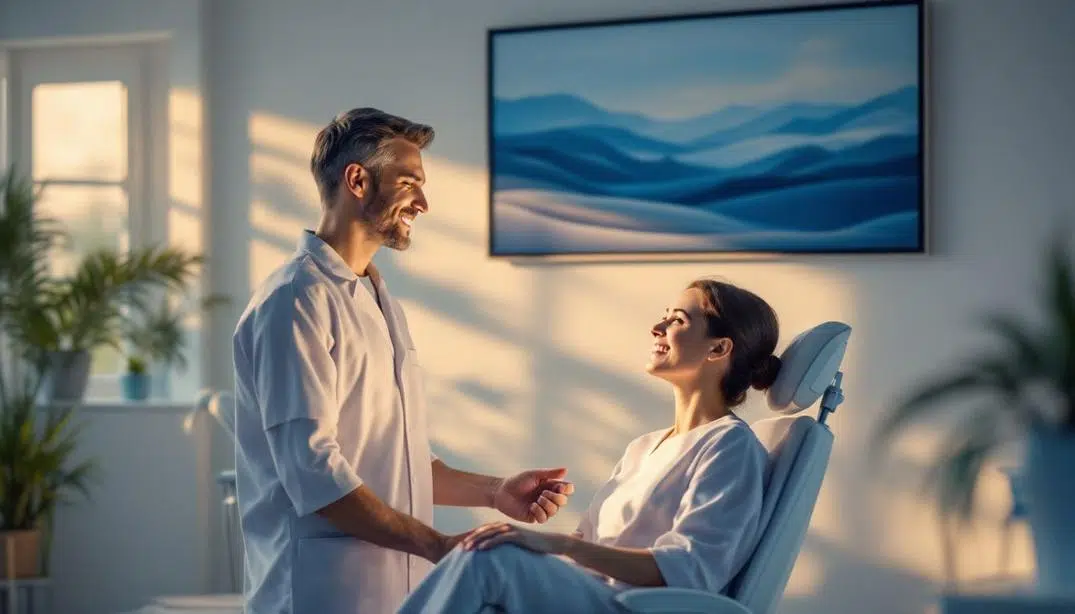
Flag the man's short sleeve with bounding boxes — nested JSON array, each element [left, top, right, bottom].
[[251, 282, 339, 430], [266, 419, 364, 516]]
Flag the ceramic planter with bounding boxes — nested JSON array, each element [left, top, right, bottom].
[[0, 530, 41, 579], [1023, 427, 1075, 597]]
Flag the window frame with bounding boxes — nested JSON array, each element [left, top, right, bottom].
[[0, 37, 178, 401], [0, 49, 8, 171]]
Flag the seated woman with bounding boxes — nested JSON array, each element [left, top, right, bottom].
[[398, 278, 781, 614]]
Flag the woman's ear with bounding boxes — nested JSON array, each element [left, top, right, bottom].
[[708, 338, 733, 361]]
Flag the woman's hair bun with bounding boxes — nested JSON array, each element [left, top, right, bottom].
[[750, 354, 782, 391]]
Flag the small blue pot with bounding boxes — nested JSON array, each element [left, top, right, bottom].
[[121, 373, 151, 401]]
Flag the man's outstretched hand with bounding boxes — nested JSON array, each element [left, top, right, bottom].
[[492, 468, 574, 523]]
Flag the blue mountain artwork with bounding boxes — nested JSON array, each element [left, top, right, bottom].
[[491, 86, 923, 254]]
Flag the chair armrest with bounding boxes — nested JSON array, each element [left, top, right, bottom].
[[614, 588, 752, 614]]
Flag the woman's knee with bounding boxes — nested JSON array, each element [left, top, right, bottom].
[[448, 544, 539, 575]]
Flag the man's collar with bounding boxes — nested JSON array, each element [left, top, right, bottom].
[[297, 230, 359, 282]]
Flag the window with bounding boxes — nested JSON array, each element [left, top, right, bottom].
[[33, 81, 133, 376], [0, 52, 7, 171], [3, 41, 172, 400]]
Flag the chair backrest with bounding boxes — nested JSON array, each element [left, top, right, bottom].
[[725, 321, 851, 614]]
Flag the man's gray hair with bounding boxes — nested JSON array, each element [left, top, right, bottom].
[[310, 107, 434, 202]]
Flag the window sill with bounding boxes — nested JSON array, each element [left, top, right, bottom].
[[37, 398, 197, 414]]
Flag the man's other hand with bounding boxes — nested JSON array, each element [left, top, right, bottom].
[[492, 468, 574, 523]]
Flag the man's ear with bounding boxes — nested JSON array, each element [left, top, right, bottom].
[[343, 162, 372, 201], [708, 338, 733, 361]]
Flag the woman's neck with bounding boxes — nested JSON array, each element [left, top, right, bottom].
[[670, 379, 731, 436]]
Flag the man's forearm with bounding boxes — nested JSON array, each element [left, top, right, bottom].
[[561, 536, 666, 587], [317, 484, 450, 562], [432, 459, 500, 507]]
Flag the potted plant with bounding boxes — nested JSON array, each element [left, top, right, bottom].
[[120, 294, 228, 401], [32, 246, 204, 403], [0, 167, 96, 578], [872, 231, 1075, 597], [0, 166, 204, 404], [121, 356, 151, 401], [0, 372, 96, 579], [0, 168, 58, 372]]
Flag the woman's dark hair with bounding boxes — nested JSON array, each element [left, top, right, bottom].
[[688, 278, 782, 407]]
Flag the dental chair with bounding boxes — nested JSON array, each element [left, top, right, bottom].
[[615, 321, 852, 614]]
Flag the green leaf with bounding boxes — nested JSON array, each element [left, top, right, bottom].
[[981, 314, 1047, 376], [924, 407, 1007, 521], [873, 369, 998, 452], [874, 224, 1075, 523], [1044, 235, 1075, 421], [0, 166, 208, 530]]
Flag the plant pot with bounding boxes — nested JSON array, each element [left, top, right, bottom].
[[42, 350, 92, 404], [1023, 427, 1075, 597], [121, 372, 151, 401], [0, 530, 41, 579]]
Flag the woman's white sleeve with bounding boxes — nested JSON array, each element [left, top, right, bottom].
[[649, 428, 766, 593]]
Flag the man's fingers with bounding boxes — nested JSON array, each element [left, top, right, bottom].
[[471, 524, 501, 540], [540, 490, 568, 507], [536, 467, 568, 480], [537, 494, 558, 518], [475, 525, 512, 549], [530, 502, 548, 523], [462, 523, 506, 549], [476, 533, 513, 551], [544, 480, 575, 496], [464, 523, 511, 550]]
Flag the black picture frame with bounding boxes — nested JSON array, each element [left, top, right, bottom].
[[486, 0, 928, 261]]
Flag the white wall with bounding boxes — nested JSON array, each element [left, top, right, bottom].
[[204, 1, 1074, 612], [39, 404, 211, 614], [0, 2, 229, 612], [3, 0, 1074, 612]]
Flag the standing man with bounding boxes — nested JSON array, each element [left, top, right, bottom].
[[231, 108, 574, 614]]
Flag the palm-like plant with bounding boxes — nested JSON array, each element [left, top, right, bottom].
[[22, 246, 203, 356], [0, 166, 204, 403], [872, 232, 1075, 520], [0, 372, 96, 533], [0, 167, 97, 576], [0, 169, 60, 372], [122, 294, 228, 374]]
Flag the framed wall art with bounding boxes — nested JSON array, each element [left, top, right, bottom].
[[487, 0, 926, 259]]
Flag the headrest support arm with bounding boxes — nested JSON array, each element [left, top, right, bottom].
[[817, 371, 845, 426]]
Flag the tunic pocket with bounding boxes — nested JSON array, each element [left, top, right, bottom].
[[293, 536, 400, 614]]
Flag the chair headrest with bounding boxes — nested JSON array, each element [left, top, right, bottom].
[[766, 321, 851, 414]]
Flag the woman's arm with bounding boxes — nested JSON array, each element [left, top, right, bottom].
[[462, 523, 667, 587], [560, 535, 666, 587]]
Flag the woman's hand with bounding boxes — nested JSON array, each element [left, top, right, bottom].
[[461, 522, 667, 588], [461, 522, 571, 555]]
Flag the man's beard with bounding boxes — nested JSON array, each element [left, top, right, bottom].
[[360, 188, 411, 251]]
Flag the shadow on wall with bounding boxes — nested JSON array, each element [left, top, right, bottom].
[[236, 106, 965, 614], [243, 124, 668, 533], [207, 1, 1057, 608], [779, 532, 937, 614]]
